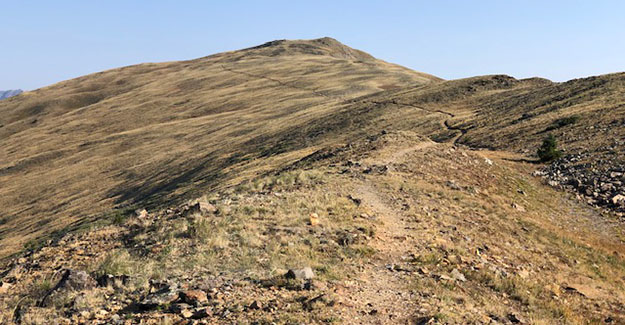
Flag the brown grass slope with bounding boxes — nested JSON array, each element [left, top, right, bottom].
[[353, 73, 625, 214], [354, 72, 624, 153], [1, 38, 625, 324], [2, 132, 625, 324], [2, 38, 624, 259], [0, 38, 441, 257]]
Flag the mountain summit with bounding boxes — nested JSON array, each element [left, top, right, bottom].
[[241, 37, 377, 61]]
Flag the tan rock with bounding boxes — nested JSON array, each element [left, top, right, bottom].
[[249, 300, 262, 310], [612, 194, 625, 205], [450, 268, 466, 282], [309, 213, 320, 226], [517, 269, 530, 279], [135, 208, 148, 218], [0, 281, 12, 294], [546, 283, 561, 297], [512, 203, 526, 212], [181, 290, 208, 306], [180, 309, 194, 318]]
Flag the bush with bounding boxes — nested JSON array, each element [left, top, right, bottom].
[[537, 134, 562, 162], [545, 115, 580, 131], [96, 249, 135, 276]]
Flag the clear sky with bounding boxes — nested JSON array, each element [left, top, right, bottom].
[[2, 1, 624, 90]]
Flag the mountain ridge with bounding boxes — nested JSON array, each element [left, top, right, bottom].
[[0, 38, 624, 324]]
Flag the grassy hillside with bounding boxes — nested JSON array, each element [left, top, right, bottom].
[[1, 38, 624, 324], [353, 73, 625, 214], [2, 132, 624, 324], [0, 37, 440, 257]]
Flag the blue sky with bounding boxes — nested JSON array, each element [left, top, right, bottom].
[[2, 1, 624, 90]]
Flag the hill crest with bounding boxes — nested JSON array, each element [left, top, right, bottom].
[[241, 37, 377, 61]]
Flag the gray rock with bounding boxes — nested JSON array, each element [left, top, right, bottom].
[[40, 269, 97, 307], [96, 274, 130, 288], [285, 267, 315, 280], [139, 282, 180, 309], [54, 269, 97, 291], [450, 269, 466, 282]]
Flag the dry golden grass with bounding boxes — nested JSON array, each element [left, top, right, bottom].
[[1, 37, 624, 323], [0, 38, 440, 257], [2, 39, 623, 259], [1, 132, 624, 323]]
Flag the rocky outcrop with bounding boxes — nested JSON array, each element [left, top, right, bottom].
[[0, 89, 22, 100], [537, 153, 625, 216]]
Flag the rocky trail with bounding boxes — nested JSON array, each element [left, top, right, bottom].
[[336, 181, 418, 324]]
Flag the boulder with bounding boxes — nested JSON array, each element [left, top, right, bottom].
[[139, 283, 180, 309], [54, 269, 97, 292], [39, 269, 97, 307], [185, 201, 217, 217], [285, 267, 315, 280], [180, 289, 208, 306]]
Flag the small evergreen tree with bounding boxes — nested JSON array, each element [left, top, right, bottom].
[[537, 134, 562, 162]]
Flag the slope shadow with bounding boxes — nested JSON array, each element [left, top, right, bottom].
[[502, 157, 541, 164]]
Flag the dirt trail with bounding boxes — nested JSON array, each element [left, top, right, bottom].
[[336, 181, 417, 324], [380, 140, 436, 165], [444, 119, 469, 144], [337, 142, 434, 324], [221, 65, 470, 146], [391, 100, 469, 145]]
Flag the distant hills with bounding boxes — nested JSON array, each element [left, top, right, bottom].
[[0, 89, 22, 100]]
